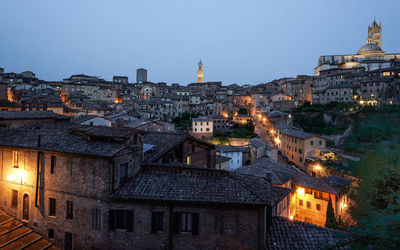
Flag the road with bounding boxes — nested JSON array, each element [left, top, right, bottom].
[[254, 119, 287, 164]]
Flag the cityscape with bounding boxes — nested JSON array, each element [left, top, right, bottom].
[[0, 1, 400, 250]]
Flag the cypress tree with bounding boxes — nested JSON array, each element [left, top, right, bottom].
[[325, 196, 337, 228]]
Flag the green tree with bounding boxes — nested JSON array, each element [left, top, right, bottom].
[[325, 196, 337, 228], [237, 108, 248, 115], [347, 146, 400, 248]]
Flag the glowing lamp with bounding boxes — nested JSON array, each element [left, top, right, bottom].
[[289, 215, 294, 220], [343, 203, 348, 208], [7, 174, 16, 182], [274, 137, 280, 144], [314, 164, 322, 171], [297, 188, 305, 196]]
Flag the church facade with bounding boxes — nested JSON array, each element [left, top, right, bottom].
[[314, 20, 400, 76]]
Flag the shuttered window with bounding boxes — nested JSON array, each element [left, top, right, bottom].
[[173, 212, 199, 235], [109, 210, 133, 232], [151, 212, 164, 233]]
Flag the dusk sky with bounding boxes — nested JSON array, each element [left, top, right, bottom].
[[1, 0, 399, 85]]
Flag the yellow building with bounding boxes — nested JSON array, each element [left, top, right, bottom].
[[235, 157, 353, 227], [278, 129, 326, 172]]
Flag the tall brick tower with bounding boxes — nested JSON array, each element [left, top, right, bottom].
[[197, 60, 203, 83]]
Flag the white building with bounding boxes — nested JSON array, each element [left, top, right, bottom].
[[217, 145, 243, 170], [192, 117, 213, 138]]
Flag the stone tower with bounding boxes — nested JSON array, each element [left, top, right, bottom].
[[197, 60, 203, 83], [366, 19, 382, 48]]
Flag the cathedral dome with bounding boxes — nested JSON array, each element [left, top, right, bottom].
[[357, 43, 382, 54]]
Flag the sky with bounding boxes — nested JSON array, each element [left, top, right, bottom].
[[1, 0, 399, 85]]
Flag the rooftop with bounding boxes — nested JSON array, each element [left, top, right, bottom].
[[0, 111, 69, 120], [235, 157, 341, 194], [281, 129, 321, 140], [266, 216, 348, 249], [111, 164, 291, 206], [0, 126, 136, 157], [0, 210, 59, 249]]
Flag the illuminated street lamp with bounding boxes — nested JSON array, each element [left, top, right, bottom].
[[297, 188, 305, 196]]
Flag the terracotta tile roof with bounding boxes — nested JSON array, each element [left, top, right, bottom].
[[215, 155, 231, 164], [111, 164, 291, 206], [235, 157, 340, 194], [0, 111, 69, 120], [0, 210, 59, 249], [0, 127, 133, 157], [266, 216, 349, 249], [250, 138, 266, 148]]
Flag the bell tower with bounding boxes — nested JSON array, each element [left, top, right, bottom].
[[197, 60, 203, 83], [367, 19, 382, 48]]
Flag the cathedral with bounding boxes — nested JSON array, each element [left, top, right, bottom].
[[314, 20, 400, 75]]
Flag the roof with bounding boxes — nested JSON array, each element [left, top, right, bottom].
[[111, 164, 291, 206], [266, 216, 348, 249], [0, 210, 59, 249], [235, 157, 339, 193], [0, 100, 20, 108], [357, 43, 383, 54], [0, 111, 69, 120], [281, 129, 321, 140], [192, 117, 213, 122], [218, 145, 243, 153], [215, 155, 231, 164], [0, 126, 134, 157], [323, 175, 354, 194], [71, 115, 105, 124], [250, 138, 266, 148], [143, 132, 187, 162]]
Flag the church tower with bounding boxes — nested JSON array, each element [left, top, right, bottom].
[[197, 60, 203, 83], [366, 19, 382, 48]]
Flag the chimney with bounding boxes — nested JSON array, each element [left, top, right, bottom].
[[265, 171, 273, 228], [37, 135, 41, 148]]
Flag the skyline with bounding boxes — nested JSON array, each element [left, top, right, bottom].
[[1, 0, 400, 84]]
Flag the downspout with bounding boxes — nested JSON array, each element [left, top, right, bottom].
[[168, 204, 174, 250], [35, 135, 41, 207]]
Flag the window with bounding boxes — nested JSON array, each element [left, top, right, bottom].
[[310, 140, 314, 146], [316, 204, 321, 211], [299, 199, 303, 206], [299, 149, 303, 154], [50, 156, 56, 174], [299, 157, 303, 162], [49, 198, 56, 216], [64, 232, 73, 250], [119, 163, 128, 183], [48, 228, 54, 239], [173, 212, 199, 234], [92, 208, 101, 230], [109, 210, 134, 232], [307, 201, 311, 208], [305, 217, 312, 223], [319, 140, 322, 146], [11, 190, 18, 208], [314, 191, 329, 201], [206, 128, 210, 131], [151, 212, 164, 233], [305, 188, 312, 195], [194, 128, 197, 132], [12, 150, 20, 168], [187, 156, 191, 166], [66, 201, 73, 220]]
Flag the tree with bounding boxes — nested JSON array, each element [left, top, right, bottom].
[[347, 146, 400, 249], [325, 196, 337, 228], [237, 108, 248, 115]]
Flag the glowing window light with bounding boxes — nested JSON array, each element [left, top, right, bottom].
[[297, 188, 305, 196]]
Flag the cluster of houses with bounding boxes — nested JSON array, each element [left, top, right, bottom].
[[0, 111, 353, 249]]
